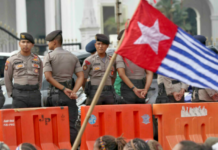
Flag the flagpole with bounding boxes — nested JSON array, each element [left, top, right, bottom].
[[71, 31, 126, 150]]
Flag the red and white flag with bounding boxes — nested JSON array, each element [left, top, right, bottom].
[[116, 0, 218, 90]]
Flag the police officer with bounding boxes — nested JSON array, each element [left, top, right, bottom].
[[82, 34, 116, 105], [116, 30, 153, 104], [4, 33, 43, 108], [192, 35, 218, 102], [157, 75, 188, 102], [43, 30, 84, 145], [86, 40, 96, 55]]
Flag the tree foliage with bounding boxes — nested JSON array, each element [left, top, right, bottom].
[[156, 0, 192, 31]]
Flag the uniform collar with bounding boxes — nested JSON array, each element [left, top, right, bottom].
[[95, 53, 109, 58], [54, 47, 63, 51]]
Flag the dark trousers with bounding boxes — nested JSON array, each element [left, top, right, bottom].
[[12, 84, 41, 108], [0, 90, 5, 108], [50, 89, 78, 145], [86, 85, 115, 105], [121, 79, 145, 104]]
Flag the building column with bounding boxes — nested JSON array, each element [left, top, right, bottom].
[[80, 0, 100, 49], [61, 0, 74, 41], [44, 0, 56, 35], [15, 0, 27, 37], [211, 15, 218, 46]]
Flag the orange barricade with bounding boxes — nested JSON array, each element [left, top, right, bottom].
[[153, 103, 218, 150], [0, 107, 71, 150], [81, 104, 153, 150]]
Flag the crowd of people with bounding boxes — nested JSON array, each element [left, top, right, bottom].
[[1, 136, 218, 150]]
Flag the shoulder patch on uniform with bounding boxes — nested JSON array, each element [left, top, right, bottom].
[[5, 60, 10, 65], [83, 65, 87, 70], [85, 60, 91, 65], [5, 65, 8, 71]]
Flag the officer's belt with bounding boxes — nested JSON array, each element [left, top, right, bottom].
[[172, 80, 181, 84], [129, 78, 145, 84], [13, 83, 39, 91], [52, 81, 73, 89], [91, 85, 113, 91]]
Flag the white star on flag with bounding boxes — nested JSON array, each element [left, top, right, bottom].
[[134, 20, 170, 54]]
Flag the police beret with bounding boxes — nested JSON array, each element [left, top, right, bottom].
[[117, 29, 125, 40], [85, 40, 96, 53], [20, 33, 34, 44], [45, 30, 62, 41], [95, 34, 110, 44], [193, 35, 206, 45]]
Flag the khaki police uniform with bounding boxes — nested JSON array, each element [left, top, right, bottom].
[[157, 75, 188, 102], [4, 52, 43, 108], [83, 53, 116, 105], [192, 88, 218, 102], [116, 54, 146, 104], [43, 46, 82, 144]]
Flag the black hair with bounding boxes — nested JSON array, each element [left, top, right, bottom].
[[96, 135, 126, 150], [54, 34, 63, 45], [20, 143, 37, 150], [124, 138, 150, 150], [180, 141, 212, 150]]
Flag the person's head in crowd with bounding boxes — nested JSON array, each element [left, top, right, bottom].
[[124, 138, 150, 150], [85, 40, 96, 55], [94, 135, 126, 150], [16, 143, 37, 150], [193, 35, 206, 45], [147, 140, 163, 150], [0, 142, 10, 150], [207, 45, 218, 55], [205, 137, 218, 148], [173, 140, 212, 150]]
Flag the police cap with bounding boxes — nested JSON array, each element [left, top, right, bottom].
[[117, 29, 125, 40], [193, 35, 206, 45], [85, 40, 96, 53], [95, 34, 110, 44], [45, 30, 62, 41], [20, 33, 34, 44]]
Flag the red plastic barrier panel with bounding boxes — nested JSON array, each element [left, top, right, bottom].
[[153, 103, 218, 150], [0, 107, 71, 150], [81, 104, 153, 150]]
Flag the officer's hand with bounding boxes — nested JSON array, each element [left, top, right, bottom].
[[141, 89, 148, 98], [212, 93, 218, 101], [173, 92, 182, 101], [70, 92, 78, 99], [64, 88, 73, 99], [133, 88, 144, 99]]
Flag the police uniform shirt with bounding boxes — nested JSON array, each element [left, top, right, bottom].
[[193, 88, 218, 101], [157, 75, 189, 95], [82, 53, 116, 85], [116, 54, 145, 79], [43, 47, 82, 82], [4, 52, 43, 97]]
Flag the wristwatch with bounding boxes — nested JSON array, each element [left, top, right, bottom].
[[62, 86, 66, 91], [131, 86, 135, 91]]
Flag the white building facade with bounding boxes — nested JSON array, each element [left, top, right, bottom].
[[0, 0, 218, 49]]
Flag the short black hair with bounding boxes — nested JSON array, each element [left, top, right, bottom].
[[180, 141, 212, 150], [21, 143, 37, 150], [54, 34, 63, 45], [125, 138, 150, 150]]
